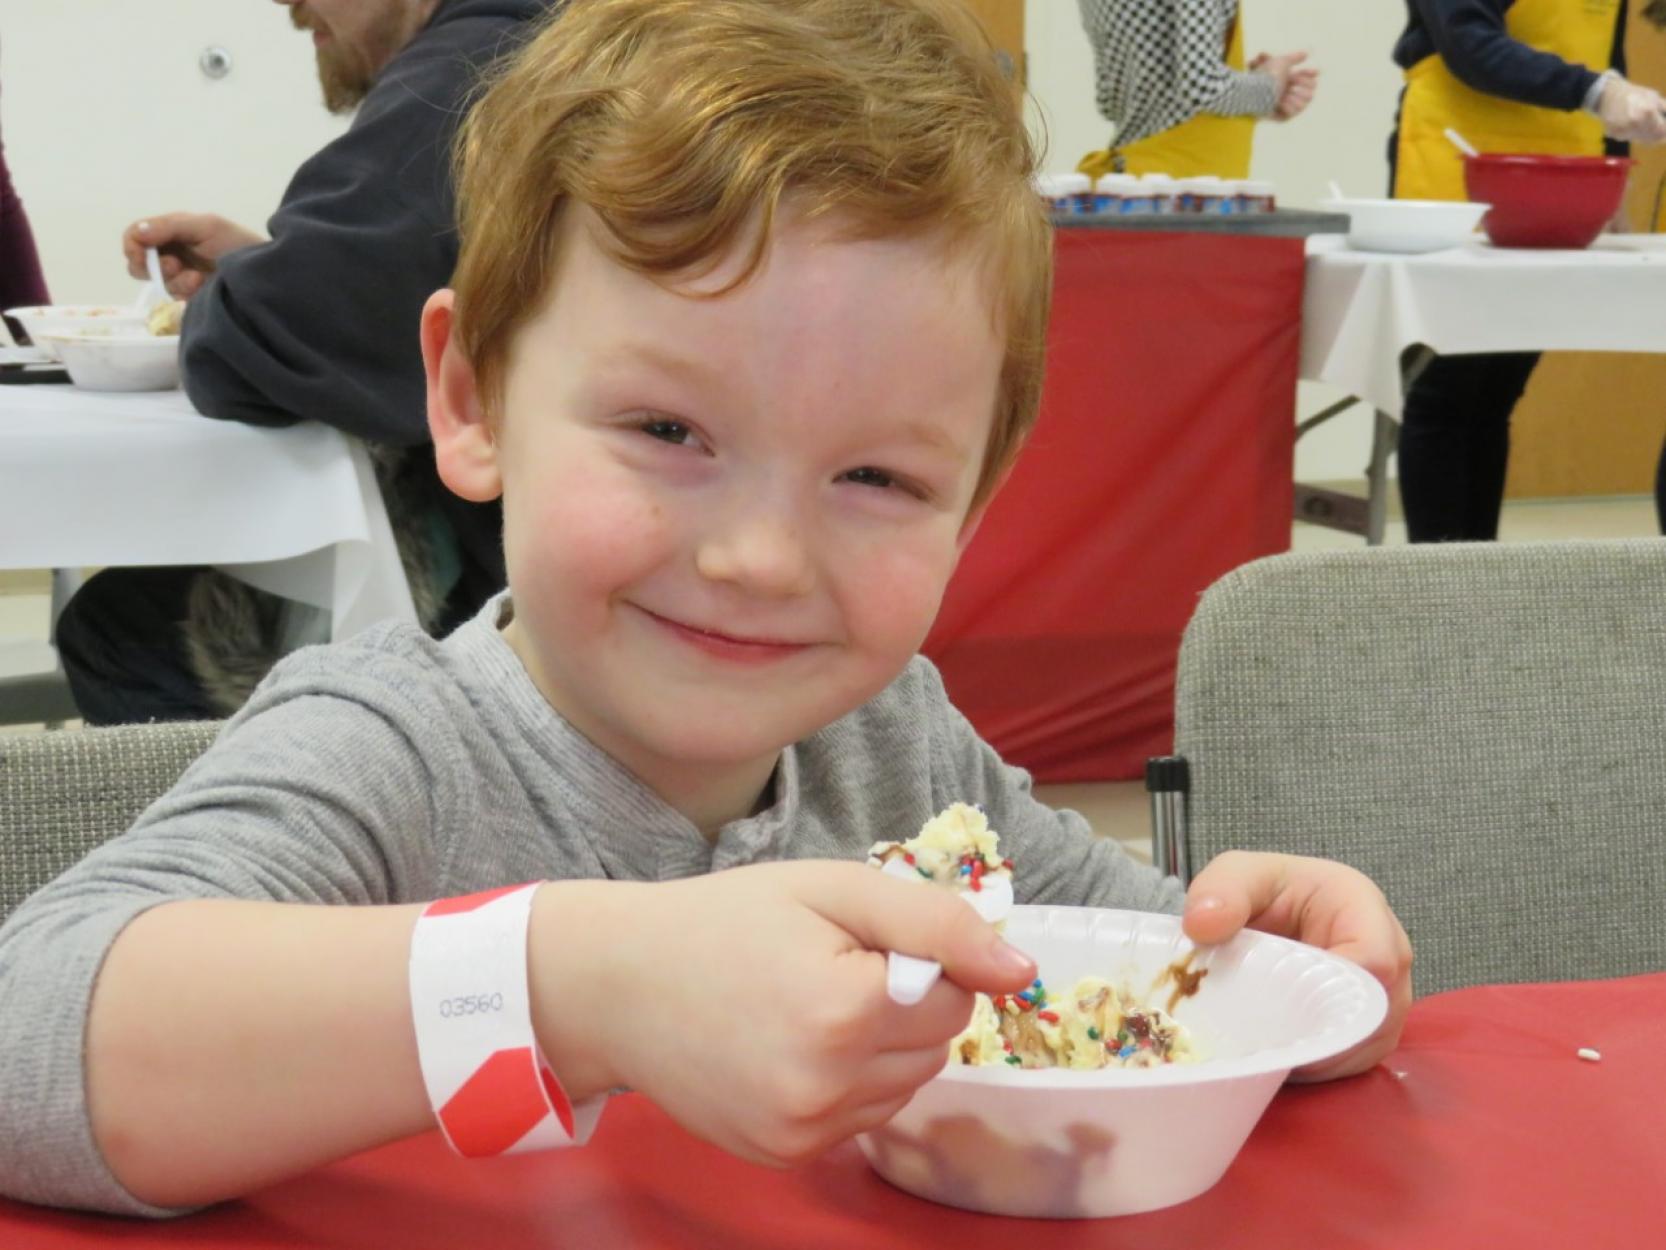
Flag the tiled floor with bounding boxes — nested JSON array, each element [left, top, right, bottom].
[[3, 494, 1659, 860]]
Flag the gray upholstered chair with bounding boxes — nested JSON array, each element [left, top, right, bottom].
[[0, 720, 218, 922], [1170, 538, 1666, 997]]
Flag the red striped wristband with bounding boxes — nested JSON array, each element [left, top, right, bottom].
[[408, 882, 605, 1156]]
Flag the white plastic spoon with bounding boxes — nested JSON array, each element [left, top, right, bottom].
[[1444, 127, 1479, 159], [145, 247, 167, 305], [130, 247, 167, 312], [881, 857, 1015, 1005]]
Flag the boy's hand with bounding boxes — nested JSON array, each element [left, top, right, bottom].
[[121, 213, 266, 299], [534, 862, 1036, 1168], [1181, 851, 1412, 1082]]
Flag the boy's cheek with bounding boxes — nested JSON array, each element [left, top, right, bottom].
[[512, 466, 674, 570], [840, 542, 960, 647]]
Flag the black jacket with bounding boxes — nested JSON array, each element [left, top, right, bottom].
[[181, 0, 559, 621], [1394, 0, 1626, 111]]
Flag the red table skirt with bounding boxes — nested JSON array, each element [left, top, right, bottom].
[[923, 229, 1301, 782], [7, 973, 1661, 1248]]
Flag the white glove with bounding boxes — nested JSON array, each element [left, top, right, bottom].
[[1597, 75, 1666, 145]]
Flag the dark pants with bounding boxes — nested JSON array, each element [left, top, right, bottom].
[[1399, 353, 1666, 543], [55, 565, 487, 727], [54, 567, 231, 726], [1659, 447, 1666, 534], [1397, 352, 1540, 543]]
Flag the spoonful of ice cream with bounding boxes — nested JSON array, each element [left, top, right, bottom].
[[869, 803, 1016, 1005]]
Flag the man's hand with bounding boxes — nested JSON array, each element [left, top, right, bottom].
[[1598, 76, 1666, 145], [121, 213, 266, 300], [1182, 851, 1412, 1082], [1250, 50, 1319, 122], [531, 862, 1036, 1168]]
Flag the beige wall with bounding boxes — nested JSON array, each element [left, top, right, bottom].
[[8, 0, 1405, 482], [1, 1, 347, 307]]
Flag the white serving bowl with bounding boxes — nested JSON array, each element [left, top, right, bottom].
[[1320, 197, 1489, 253], [857, 906, 1387, 1219], [4, 305, 153, 359], [36, 332, 181, 391]]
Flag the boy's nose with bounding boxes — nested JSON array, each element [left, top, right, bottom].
[[694, 507, 816, 599]]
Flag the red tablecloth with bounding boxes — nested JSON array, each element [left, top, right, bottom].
[[923, 229, 1301, 782], [7, 973, 1661, 1248]]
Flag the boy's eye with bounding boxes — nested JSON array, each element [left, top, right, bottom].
[[843, 466, 899, 491], [639, 418, 700, 448]]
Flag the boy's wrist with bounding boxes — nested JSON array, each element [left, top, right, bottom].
[[409, 882, 608, 1155], [527, 880, 632, 1099]]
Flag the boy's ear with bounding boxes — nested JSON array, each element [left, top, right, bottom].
[[422, 289, 503, 503]]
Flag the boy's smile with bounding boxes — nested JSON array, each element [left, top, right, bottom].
[[632, 606, 816, 665], [427, 204, 1006, 833]]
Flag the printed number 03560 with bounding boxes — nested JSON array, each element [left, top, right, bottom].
[[439, 992, 505, 1018]]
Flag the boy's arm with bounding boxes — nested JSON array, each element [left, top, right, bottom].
[[0, 686, 447, 1214], [83, 886, 621, 1209], [86, 865, 1033, 1210]]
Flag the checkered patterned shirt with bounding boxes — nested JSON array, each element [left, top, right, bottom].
[[1077, 0, 1278, 145]]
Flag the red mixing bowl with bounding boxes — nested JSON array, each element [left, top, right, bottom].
[[1463, 153, 1633, 249]]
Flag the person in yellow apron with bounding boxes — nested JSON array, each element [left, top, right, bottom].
[[1074, 1, 1317, 181], [1391, 0, 1666, 541]]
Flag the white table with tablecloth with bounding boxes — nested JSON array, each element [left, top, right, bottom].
[[0, 385, 415, 641], [1297, 233, 1666, 541]]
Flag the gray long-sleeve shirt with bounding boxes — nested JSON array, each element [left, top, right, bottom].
[[0, 594, 1181, 1216]]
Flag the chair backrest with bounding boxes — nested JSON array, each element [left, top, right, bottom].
[[0, 721, 219, 922], [1175, 539, 1666, 997]]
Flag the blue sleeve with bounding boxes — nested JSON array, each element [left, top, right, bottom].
[[1410, 0, 1604, 111]]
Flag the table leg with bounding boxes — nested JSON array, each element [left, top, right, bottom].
[[1365, 409, 1399, 547], [1293, 396, 1372, 536]]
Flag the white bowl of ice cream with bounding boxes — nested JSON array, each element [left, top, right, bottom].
[[856, 905, 1387, 1219], [1320, 197, 1489, 254], [35, 331, 181, 391], [5, 304, 154, 359]]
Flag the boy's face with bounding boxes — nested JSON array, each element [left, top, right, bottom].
[[427, 207, 1004, 794]]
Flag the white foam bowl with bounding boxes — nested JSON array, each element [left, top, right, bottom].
[[1320, 197, 1489, 254], [857, 906, 1387, 1219], [4, 305, 153, 360], [36, 332, 181, 391]]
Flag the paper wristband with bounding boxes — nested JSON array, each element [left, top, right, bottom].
[[408, 881, 605, 1156]]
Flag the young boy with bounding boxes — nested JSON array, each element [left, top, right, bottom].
[[0, 0, 1410, 1217]]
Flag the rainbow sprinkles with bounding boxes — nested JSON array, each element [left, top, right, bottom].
[[867, 802, 1198, 1071]]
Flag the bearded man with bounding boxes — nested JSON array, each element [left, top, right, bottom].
[[55, 0, 560, 726]]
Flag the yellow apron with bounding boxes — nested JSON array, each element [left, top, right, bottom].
[[1394, 0, 1617, 202], [1077, 13, 1255, 181]]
